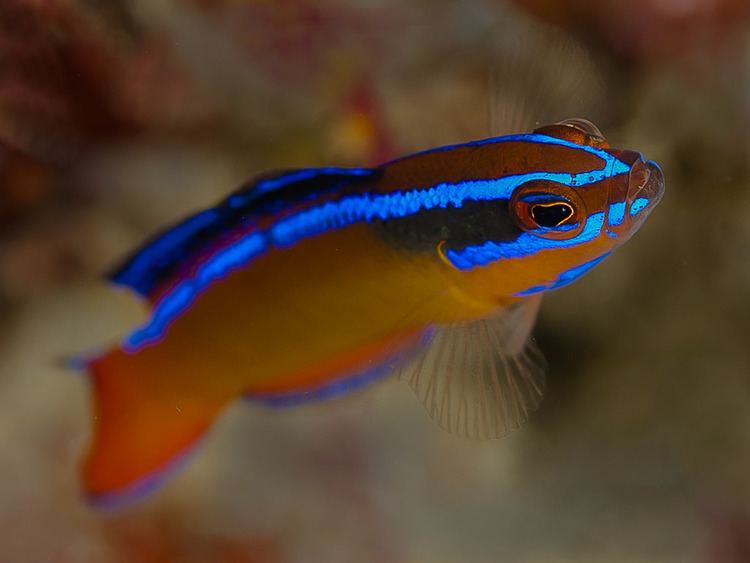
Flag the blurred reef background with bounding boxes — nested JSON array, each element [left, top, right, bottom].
[[1, 0, 749, 561]]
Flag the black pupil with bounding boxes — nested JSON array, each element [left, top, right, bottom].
[[531, 203, 573, 227]]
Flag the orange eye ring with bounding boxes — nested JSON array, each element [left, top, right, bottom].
[[510, 181, 587, 240]]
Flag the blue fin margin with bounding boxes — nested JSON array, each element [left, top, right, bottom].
[[109, 167, 379, 300], [247, 329, 434, 408]]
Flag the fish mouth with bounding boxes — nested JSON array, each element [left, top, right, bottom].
[[627, 159, 665, 215]]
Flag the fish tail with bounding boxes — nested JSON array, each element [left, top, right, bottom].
[[82, 350, 229, 507]]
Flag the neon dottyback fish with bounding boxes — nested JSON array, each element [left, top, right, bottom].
[[81, 118, 664, 505]]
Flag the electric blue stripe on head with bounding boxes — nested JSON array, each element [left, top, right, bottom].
[[630, 197, 650, 217], [270, 169, 615, 247], [447, 212, 606, 270], [399, 133, 631, 176], [608, 202, 626, 226]]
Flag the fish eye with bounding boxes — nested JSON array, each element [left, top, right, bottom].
[[510, 181, 586, 240], [530, 202, 574, 228]]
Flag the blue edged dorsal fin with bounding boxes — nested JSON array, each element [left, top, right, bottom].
[[109, 167, 379, 301]]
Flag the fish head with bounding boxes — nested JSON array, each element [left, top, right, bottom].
[[446, 119, 665, 301], [599, 148, 666, 243], [516, 118, 665, 249]]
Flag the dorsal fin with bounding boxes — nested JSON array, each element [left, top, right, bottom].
[[486, 11, 603, 137], [109, 167, 379, 301]]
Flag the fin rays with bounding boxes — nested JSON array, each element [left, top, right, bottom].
[[487, 11, 603, 137], [399, 302, 546, 440]]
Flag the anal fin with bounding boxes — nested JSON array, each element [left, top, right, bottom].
[[245, 330, 429, 407]]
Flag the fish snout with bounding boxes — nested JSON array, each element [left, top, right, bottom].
[[630, 160, 664, 201], [626, 159, 665, 219]]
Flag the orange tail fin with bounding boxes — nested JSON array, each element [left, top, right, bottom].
[[83, 350, 230, 507]]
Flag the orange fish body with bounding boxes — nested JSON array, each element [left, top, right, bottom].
[[84, 120, 665, 504]]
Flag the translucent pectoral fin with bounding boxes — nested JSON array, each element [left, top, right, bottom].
[[398, 296, 546, 439]]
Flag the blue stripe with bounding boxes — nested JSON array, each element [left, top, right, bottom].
[[630, 197, 650, 217], [516, 284, 548, 296], [447, 212, 606, 270], [113, 167, 378, 298], [269, 169, 620, 247], [393, 133, 624, 167], [608, 201, 626, 226], [124, 135, 630, 352], [226, 167, 374, 209], [551, 252, 611, 289], [125, 234, 266, 350], [111, 209, 222, 295], [249, 329, 432, 407], [515, 252, 611, 297]]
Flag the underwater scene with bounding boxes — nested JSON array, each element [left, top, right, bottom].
[[0, 0, 749, 561]]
